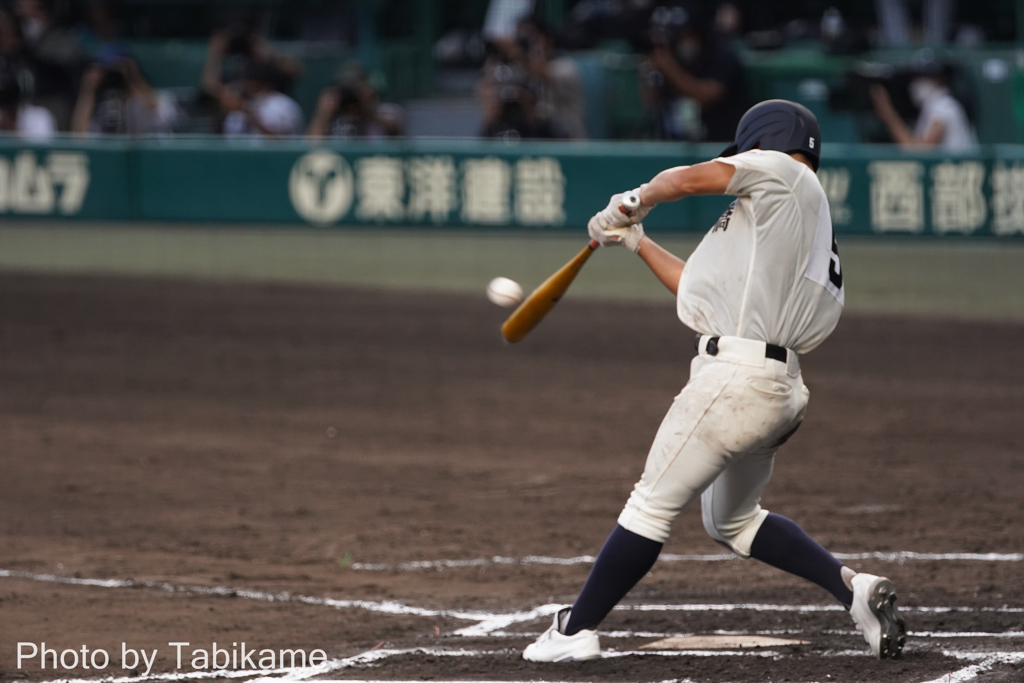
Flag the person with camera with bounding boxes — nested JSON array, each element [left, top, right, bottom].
[[307, 62, 403, 139], [477, 32, 566, 142], [9, 0, 85, 131], [201, 27, 304, 137], [478, 64, 562, 140], [503, 16, 585, 139], [869, 60, 975, 150], [0, 63, 55, 139], [0, 7, 53, 138], [639, 3, 746, 142], [204, 16, 304, 96], [71, 48, 177, 135]]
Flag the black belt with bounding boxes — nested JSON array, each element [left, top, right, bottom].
[[695, 334, 789, 363]]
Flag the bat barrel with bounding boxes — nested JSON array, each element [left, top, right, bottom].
[[501, 242, 598, 343]]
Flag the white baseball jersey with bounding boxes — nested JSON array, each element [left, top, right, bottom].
[[675, 150, 844, 354]]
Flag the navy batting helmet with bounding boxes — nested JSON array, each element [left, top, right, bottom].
[[720, 100, 821, 170]]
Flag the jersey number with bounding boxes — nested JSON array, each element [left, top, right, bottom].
[[828, 230, 842, 290], [804, 195, 844, 304]]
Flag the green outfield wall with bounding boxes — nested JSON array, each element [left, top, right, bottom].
[[1, 137, 1023, 237]]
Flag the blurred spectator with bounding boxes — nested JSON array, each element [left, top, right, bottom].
[[71, 49, 178, 135], [875, 0, 953, 46], [478, 8, 580, 140], [308, 62, 403, 138], [478, 43, 562, 140], [202, 28, 304, 137], [638, 4, 746, 142], [870, 61, 976, 150], [0, 8, 33, 90], [208, 61, 303, 137], [203, 15, 304, 97], [0, 62, 55, 138], [513, 16, 586, 139], [715, 3, 741, 37], [482, 0, 534, 54], [818, 7, 870, 55], [12, 0, 86, 130]]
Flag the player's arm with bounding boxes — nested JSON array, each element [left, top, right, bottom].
[[638, 160, 736, 206], [589, 160, 741, 296], [588, 160, 736, 296], [635, 236, 685, 296], [634, 161, 735, 294]]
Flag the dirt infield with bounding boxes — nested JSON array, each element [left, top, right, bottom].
[[1, 273, 1022, 683]]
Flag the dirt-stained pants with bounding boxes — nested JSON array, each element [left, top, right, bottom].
[[617, 335, 809, 557]]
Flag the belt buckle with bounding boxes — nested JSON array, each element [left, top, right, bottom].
[[694, 334, 719, 356]]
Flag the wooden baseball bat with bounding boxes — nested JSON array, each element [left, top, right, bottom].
[[501, 240, 599, 343], [501, 192, 642, 343]]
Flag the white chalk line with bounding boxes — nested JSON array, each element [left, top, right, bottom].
[[821, 628, 1024, 639], [919, 651, 1024, 683], [11, 567, 1023, 683], [0, 568, 534, 627], [32, 648, 502, 683], [351, 551, 1024, 571], [3, 567, 1022, 638], [490, 628, 1024, 640], [36, 647, 1024, 683]]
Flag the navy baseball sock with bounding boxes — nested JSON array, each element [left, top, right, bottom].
[[563, 525, 663, 635], [749, 512, 853, 607]]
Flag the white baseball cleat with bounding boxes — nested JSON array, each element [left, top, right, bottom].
[[522, 607, 601, 662], [849, 572, 907, 659]]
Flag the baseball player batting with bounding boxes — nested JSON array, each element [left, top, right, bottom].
[[522, 100, 907, 663]]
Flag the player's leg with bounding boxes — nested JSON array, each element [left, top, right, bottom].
[[560, 523, 663, 635], [702, 428, 907, 658], [692, 358, 856, 604], [750, 513, 853, 605], [564, 358, 756, 634], [562, 355, 805, 637], [566, 366, 747, 632], [524, 359, 741, 661], [700, 449, 853, 606]]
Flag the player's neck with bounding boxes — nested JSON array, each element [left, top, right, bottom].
[[789, 152, 815, 172]]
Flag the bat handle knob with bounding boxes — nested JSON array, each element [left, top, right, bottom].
[[620, 191, 642, 214]]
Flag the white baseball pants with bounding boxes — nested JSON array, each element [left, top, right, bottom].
[[617, 335, 809, 557]]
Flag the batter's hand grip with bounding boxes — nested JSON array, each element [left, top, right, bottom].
[[619, 191, 642, 215]]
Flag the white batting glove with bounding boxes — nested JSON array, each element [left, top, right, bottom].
[[587, 186, 650, 252], [588, 214, 645, 252], [596, 185, 652, 229]]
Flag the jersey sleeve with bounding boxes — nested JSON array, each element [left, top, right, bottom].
[[716, 150, 800, 198]]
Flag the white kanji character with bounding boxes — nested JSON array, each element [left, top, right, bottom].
[[514, 157, 566, 225], [10, 152, 55, 214], [990, 163, 1024, 236], [869, 161, 924, 232], [407, 156, 456, 223], [462, 157, 511, 224], [356, 156, 405, 221], [48, 152, 91, 215], [817, 166, 852, 226], [930, 161, 986, 234]]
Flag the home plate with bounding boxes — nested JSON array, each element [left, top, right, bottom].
[[641, 635, 809, 650]]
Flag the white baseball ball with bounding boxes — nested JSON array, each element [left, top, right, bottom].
[[486, 277, 523, 307]]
